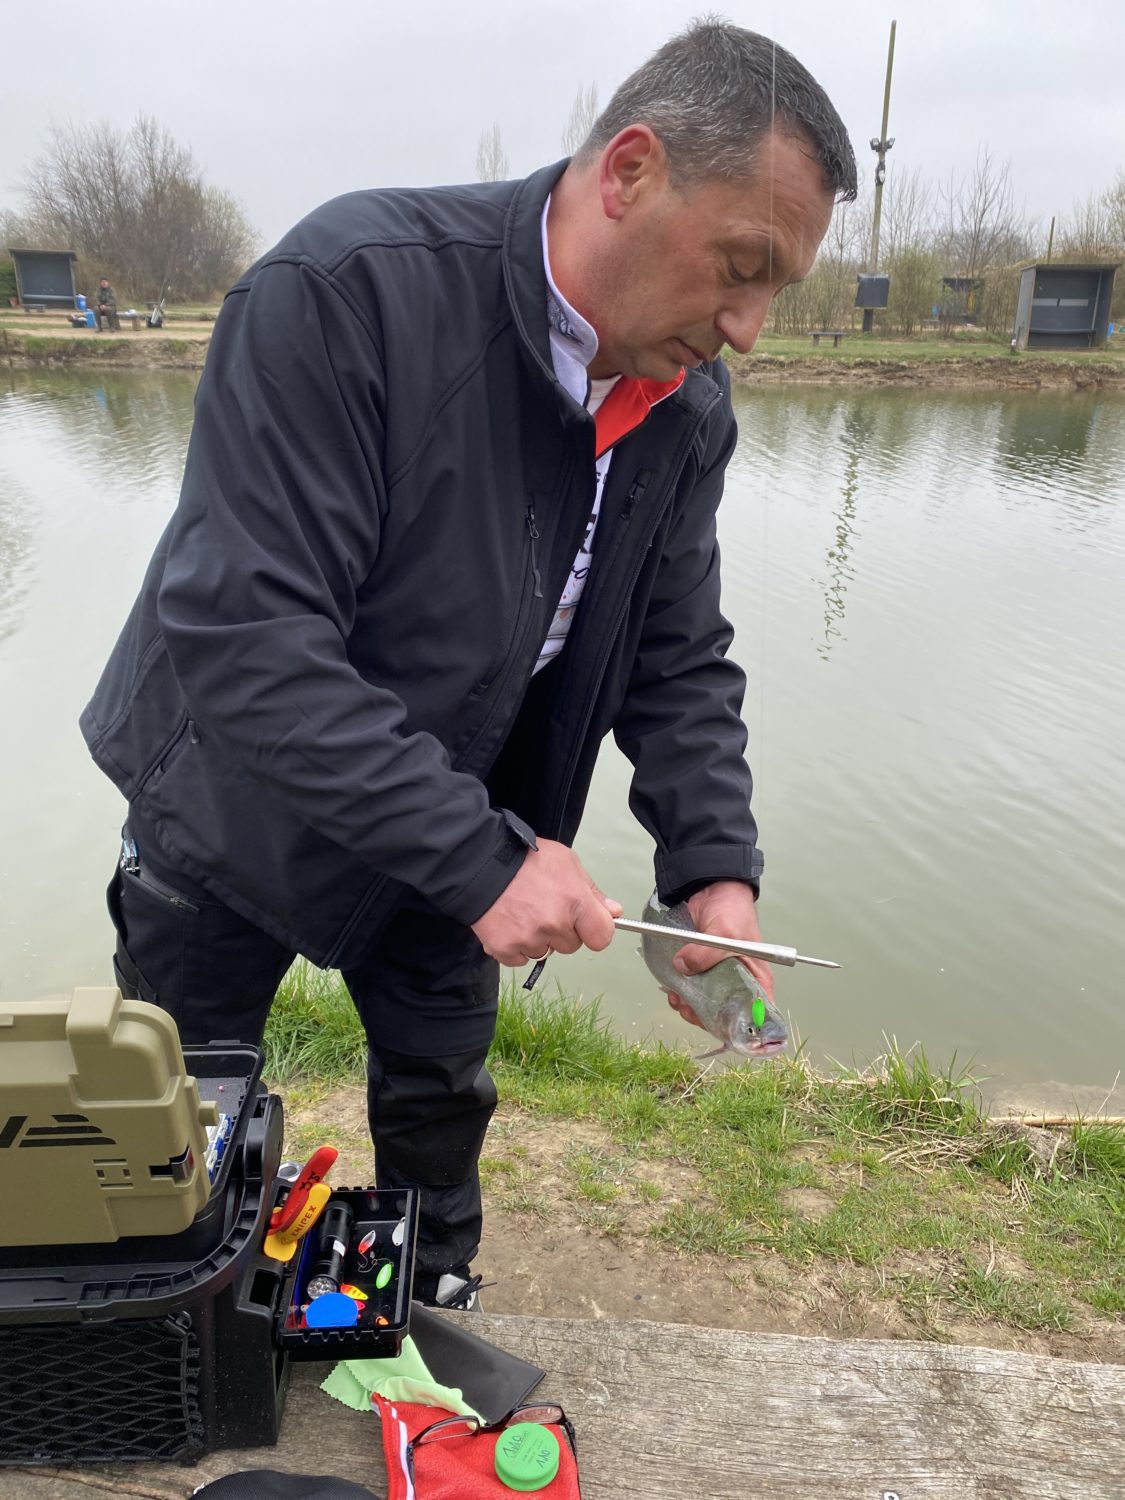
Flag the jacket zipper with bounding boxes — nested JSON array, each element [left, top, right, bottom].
[[326, 501, 549, 966], [526, 505, 543, 599], [547, 510, 650, 834], [623, 470, 652, 521], [546, 393, 713, 838]]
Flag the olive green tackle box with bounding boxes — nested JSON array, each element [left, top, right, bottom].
[[0, 988, 293, 1464], [0, 986, 222, 1244]]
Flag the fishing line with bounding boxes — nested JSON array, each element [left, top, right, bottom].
[[754, 38, 779, 822]]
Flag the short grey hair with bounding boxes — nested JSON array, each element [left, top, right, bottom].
[[574, 16, 857, 202]]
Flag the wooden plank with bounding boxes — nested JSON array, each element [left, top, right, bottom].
[[3, 1315, 1123, 1499]]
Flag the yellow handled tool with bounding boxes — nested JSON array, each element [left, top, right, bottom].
[[263, 1181, 331, 1263]]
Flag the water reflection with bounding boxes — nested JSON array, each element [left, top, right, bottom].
[[0, 474, 35, 643], [1, 369, 198, 499], [990, 396, 1125, 544], [997, 397, 1094, 477], [818, 405, 869, 659]]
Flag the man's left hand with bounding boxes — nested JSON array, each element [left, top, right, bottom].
[[666, 880, 776, 1030]]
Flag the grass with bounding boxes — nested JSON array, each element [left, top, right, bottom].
[[263, 963, 1125, 1339], [740, 332, 1125, 367]]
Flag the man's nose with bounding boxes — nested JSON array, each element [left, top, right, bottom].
[[715, 291, 772, 355]]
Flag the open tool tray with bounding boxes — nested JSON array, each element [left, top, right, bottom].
[[278, 1185, 419, 1362]]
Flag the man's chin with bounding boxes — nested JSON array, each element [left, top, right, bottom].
[[628, 348, 691, 381]]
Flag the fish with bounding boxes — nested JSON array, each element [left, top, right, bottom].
[[638, 892, 789, 1059]]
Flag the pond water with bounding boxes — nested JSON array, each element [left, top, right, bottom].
[[1, 367, 1123, 1104]]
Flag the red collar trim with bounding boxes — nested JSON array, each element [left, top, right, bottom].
[[593, 370, 685, 459]]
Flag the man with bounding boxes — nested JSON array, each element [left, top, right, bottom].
[[81, 20, 855, 1308], [95, 277, 119, 331]]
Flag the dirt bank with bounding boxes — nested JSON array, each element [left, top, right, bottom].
[[282, 1082, 1125, 1369], [725, 351, 1125, 392], [1, 323, 209, 370], [7, 320, 1125, 391]]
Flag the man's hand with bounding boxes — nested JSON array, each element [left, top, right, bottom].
[[472, 838, 622, 966], [666, 879, 775, 1030]]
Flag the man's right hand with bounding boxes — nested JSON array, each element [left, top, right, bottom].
[[471, 838, 622, 966]]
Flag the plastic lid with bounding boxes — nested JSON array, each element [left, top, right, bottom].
[[305, 1292, 359, 1328], [494, 1423, 560, 1491]]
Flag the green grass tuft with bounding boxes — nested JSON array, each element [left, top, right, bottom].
[[263, 972, 1125, 1339], [1069, 1120, 1125, 1182], [264, 962, 366, 1082], [815, 1038, 986, 1141]]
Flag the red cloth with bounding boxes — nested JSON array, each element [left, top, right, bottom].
[[374, 1397, 581, 1500], [592, 371, 685, 458]]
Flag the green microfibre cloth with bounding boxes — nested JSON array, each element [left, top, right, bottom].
[[321, 1334, 481, 1418]]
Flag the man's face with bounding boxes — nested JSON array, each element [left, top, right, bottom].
[[589, 129, 835, 380]]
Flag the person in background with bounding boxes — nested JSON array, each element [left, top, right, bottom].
[[95, 277, 119, 331], [81, 19, 855, 1309]]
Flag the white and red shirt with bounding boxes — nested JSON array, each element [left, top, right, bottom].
[[535, 201, 684, 673]]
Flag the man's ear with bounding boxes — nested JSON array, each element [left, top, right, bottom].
[[597, 125, 667, 221]]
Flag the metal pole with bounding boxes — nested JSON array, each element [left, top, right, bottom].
[[1046, 214, 1056, 263], [863, 19, 897, 333], [612, 917, 840, 970]]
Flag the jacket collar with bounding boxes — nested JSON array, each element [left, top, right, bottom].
[[503, 160, 715, 430], [503, 158, 573, 396]]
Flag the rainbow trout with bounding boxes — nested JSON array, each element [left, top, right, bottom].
[[639, 893, 789, 1059]]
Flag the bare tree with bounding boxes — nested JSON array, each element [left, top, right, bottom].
[[1056, 170, 1125, 319], [562, 84, 599, 157], [475, 124, 510, 183], [1104, 168, 1125, 248], [19, 113, 259, 301], [937, 147, 1034, 277], [879, 166, 933, 262], [1058, 192, 1113, 259], [0, 205, 39, 248]]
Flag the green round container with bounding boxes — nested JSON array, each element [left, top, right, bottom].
[[493, 1421, 560, 1491]]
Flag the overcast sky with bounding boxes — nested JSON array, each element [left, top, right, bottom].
[[3, 1, 1121, 250]]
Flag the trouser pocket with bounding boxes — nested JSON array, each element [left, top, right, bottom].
[[104, 819, 294, 1046], [106, 868, 161, 1005]]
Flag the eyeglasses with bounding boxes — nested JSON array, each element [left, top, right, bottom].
[[405, 1402, 577, 1485]]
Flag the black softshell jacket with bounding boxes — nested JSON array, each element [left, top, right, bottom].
[[81, 161, 764, 970]]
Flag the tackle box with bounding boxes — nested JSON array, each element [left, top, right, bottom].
[[0, 993, 420, 1466], [0, 988, 223, 1244]]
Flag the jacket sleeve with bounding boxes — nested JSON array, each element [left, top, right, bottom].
[[612, 368, 764, 900], [156, 256, 529, 925]]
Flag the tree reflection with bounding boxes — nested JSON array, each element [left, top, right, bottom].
[[819, 404, 872, 659], [997, 396, 1094, 481], [0, 474, 35, 645], [5, 369, 198, 496]]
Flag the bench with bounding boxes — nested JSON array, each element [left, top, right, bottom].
[[16, 1312, 1125, 1499], [811, 329, 847, 348], [94, 311, 144, 331]]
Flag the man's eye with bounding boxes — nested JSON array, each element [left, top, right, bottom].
[[727, 263, 749, 285]]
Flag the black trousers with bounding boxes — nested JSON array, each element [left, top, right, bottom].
[[108, 815, 499, 1292], [106, 664, 561, 1290]]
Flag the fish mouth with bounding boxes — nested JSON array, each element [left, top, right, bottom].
[[747, 1037, 789, 1057]]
